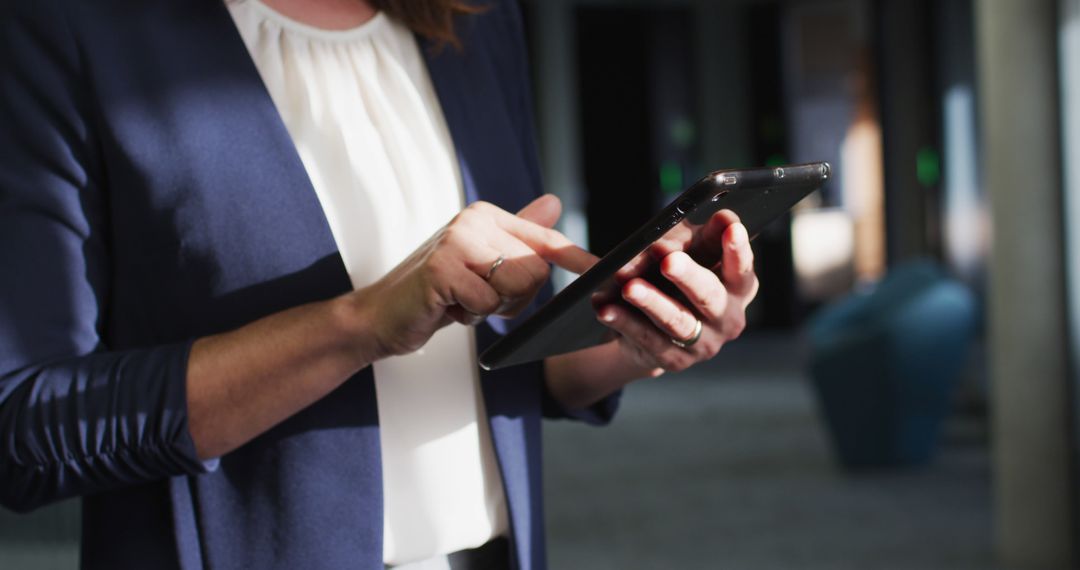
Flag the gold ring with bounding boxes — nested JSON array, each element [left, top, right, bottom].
[[485, 254, 506, 280], [670, 319, 703, 349]]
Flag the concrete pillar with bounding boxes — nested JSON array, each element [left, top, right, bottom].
[[977, 0, 1075, 567], [1059, 0, 1080, 556]]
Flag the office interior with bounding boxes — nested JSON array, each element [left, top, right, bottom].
[[2, 0, 1078, 568]]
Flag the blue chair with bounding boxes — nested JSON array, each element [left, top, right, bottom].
[[807, 260, 978, 469]]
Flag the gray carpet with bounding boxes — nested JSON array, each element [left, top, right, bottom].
[[544, 332, 996, 570], [0, 500, 79, 569], [0, 334, 995, 569]]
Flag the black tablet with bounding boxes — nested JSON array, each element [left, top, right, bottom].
[[479, 162, 831, 370]]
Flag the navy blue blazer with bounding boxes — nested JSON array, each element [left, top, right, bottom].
[[0, 0, 619, 568]]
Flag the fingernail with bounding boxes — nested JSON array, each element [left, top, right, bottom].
[[599, 309, 616, 323], [730, 224, 748, 249], [664, 254, 682, 276], [628, 283, 646, 301]]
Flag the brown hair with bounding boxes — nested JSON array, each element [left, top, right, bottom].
[[372, 0, 484, 49]]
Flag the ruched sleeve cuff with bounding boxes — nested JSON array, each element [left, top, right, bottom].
[[540, 378, 622, 427], [0, 340, 215, 513]]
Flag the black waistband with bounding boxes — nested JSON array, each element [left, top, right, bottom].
[[447, 536, 511, 570], [386, 536, 511, 570]]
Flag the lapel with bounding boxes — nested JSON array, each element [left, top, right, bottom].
[[419, 17, 543, 214], [79, 0, 358, 340], [190, 0, 344, 260], [420, 34, 484, 207]]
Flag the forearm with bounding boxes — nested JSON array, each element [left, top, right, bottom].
[[187, 293, 376, 460], [543, 341, 658, 411]]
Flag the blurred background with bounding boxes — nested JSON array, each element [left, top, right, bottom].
[[3, 0, 1079, 568]]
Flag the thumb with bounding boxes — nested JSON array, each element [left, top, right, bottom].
[[516, 194, 562, 228]]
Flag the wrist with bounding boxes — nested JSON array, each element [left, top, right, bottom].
[[586, 341, 662, 384], [329, 290, 386, 368], [545, 342, 652, 410]]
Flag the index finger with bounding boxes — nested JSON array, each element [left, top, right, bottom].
[[489, 205, 598, 275], [695, 209, 742, 268], [720, 221, 757, 297]]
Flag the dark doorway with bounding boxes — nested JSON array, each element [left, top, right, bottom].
[[576, 6, 699, 256], [746, 2, 799, 327]]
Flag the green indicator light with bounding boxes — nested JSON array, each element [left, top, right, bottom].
[[765, 154, 787, 167], [916, 146, 941, 187], [660, 161, 683, 195]]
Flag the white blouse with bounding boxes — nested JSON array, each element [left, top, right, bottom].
[[226, 2, 509, 565]]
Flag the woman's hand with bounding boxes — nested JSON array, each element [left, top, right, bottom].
[[353, 194, 596, 360], [544, 209, 758, 411], [598, 209, 758, 375]]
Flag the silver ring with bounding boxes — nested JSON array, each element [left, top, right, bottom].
[[485, 254, 506, 280], [670, 319, 703, 349]]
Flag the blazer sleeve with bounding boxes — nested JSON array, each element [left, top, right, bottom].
[[0, 0, 212, 513], [541, 380, 622, 426]]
